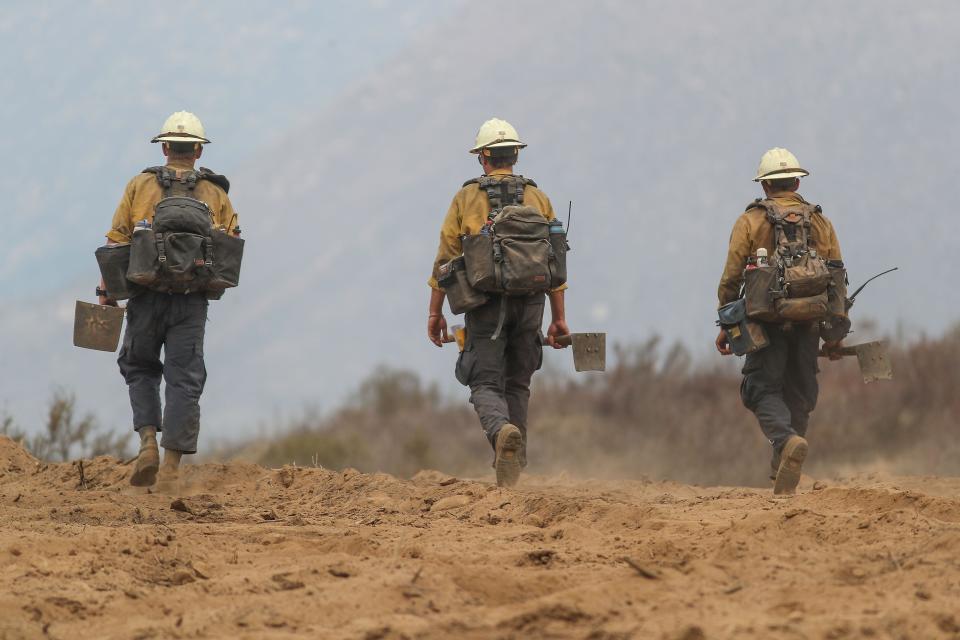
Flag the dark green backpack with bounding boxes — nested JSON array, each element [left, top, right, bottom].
[[460, 175, 568, 295], [126, 166, 243, 297]]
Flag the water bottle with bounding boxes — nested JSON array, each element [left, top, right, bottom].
[[134, 219, 152, 234], [756, 247, 768, 268], [549, 220, 565, 236]]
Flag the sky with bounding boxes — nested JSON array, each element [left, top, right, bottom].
[[1, 1, 958, 450]]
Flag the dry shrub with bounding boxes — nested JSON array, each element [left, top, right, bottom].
[[0, 388, 128, 461], [229, 324, 960, 487]]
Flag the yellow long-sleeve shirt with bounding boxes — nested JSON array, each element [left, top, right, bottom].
[[428, 168, 564, 290], [718, 191, 842, 306], [106, 161, 237, 244]]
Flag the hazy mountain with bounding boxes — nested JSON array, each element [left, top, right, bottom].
[[3, 1, 958, 449]]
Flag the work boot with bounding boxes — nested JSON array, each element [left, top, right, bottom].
[[130, 427, 160, 487], [773, 435, 808, 496], [154, 449, 183, 495], [494, 424, 523, 488]]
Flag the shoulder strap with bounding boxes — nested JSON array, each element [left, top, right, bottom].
[[143, 166, 230, 196], [143, 166, 198, 198], [744, 197, 767, 213], [198, 167, 230, 194]]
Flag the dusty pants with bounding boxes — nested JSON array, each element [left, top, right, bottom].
[[739, 322, 820, 468], [456, 295, 544, 451], [117, 291, 208, 454]]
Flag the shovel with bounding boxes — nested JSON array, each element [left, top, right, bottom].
[[554, 333, 606, 372], [820, 340, 893, 383], [443, 328, 606, 372], [73, 301, 125, 352]]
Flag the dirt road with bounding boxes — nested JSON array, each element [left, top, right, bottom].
[[1, 436, 959, 639]]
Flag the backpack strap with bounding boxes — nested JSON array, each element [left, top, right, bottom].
[[143, 166, 198, 198], [143, 166, 230, 196], [197, 167, 230, 194], [466, 175, 538, 221]]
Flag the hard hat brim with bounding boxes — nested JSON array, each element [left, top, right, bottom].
[[151, 133, 211, 144], [753, 168, 808, 182], [469, 140, 527, 154]]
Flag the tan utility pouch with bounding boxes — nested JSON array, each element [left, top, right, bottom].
[[783, 254, 832, 298], [775, 291, 829, 322], [438, 256, 488, 315], [743, 266, 780, 321]]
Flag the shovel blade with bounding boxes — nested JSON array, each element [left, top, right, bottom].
[[853, 341, 893, 383], [571, 333, 606, 372], [73, 301, 125, 352]]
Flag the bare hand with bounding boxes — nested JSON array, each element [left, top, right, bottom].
[[98, 292, 118, 307], [428, 314, 449, 347], [715, 329, 733, 355], [546, 319, 570, 349], [822, 339, 844, 361]]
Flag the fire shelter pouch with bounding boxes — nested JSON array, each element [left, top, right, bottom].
[[718, 298, 769, 356]]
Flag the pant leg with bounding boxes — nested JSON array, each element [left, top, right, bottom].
[[159, 294, 208, 454], [457, 298, 510, 448], [740, 325, 796, 454], [784, 323, 821, 439], [117, 292, 164, 431], [504, 295, 545, 440]]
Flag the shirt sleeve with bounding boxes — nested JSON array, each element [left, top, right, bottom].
[[824, 218, 842, 262], [105, 179, 136, 244], [428, 194, 464, 289], [217, 193, 239, 233], [718, 215, 751, 306]]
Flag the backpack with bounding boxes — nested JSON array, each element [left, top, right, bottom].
[[126, 166, 243, 297], [741, 198, 841, 323], [460, 175, 568, 295]]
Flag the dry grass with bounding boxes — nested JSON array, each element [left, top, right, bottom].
[[221, 323, 960, 487]]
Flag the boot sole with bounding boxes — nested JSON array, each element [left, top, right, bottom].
[[495, 425, 523, 488], [130, 445, 160, 487], [773, 436, 808, 496]]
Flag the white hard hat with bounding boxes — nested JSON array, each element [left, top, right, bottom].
[[151, 111, 211, 144], [754, 147, 808, 182], [469, 118, 527, 154]]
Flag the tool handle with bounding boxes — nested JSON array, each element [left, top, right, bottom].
[[555, 335, 574, 347], [818, 346, 857, 358]]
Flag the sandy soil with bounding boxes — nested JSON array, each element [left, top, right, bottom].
[[1, 436, 959, 640]]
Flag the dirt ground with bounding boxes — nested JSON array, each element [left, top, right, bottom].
[[1, 436, 959, 640]]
